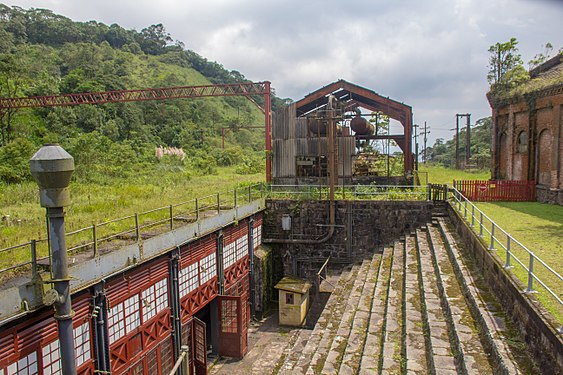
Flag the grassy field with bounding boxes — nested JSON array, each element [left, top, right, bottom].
[[0, 168, 264, 250], [471, 202, 562, 323], [418, 164, 490, 185]]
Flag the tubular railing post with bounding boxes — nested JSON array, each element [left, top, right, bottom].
[[479, 212, 484, 237], [135, 213, 140, 242], [31, 240, 37, 279], [471, 205, 475, 227], [489, 223, 495, 250], [217, 193, 221, 214], [464, 200, 468, 219], [93, 224, 98, 257], [527, 252, 535, 293], [504, 236, 512, 268], [169, 205, 173, 230], [248, 185, 252, 203]]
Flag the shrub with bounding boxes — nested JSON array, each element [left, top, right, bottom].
[[0, 138, 37, 183]]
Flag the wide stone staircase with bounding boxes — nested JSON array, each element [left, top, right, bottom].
[[272, 218, 533, 374]]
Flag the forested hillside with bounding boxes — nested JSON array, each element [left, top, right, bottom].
[[424, 116, 492, 170], [0, 5, 287, 184]]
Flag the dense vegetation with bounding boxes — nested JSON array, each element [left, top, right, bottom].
[[423, 116, 492, 170], [0, 5, 288, 185]]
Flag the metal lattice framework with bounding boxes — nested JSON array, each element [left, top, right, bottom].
[[0, 81, 273, 180]]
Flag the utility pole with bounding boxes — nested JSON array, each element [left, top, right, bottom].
[[456, 113, 471, 168], [455, 115, 460, 169], [413, 123, 419, 171], [465, 114, 471, 165], [421, 121, 430, 163]]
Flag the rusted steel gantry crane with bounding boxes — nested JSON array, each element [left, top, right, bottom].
[[0, 82, 274, 181]]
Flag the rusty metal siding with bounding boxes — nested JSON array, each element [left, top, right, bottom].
[[0, 292, 94, 374], [273, 102, 356, 179], [339, 136, 356, 177], [273, 139, 296, 178]]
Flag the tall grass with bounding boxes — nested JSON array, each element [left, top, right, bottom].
[[0, 167, 264, 250]]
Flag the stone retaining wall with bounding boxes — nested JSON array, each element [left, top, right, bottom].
[[536, 185, 563, 205], [263, 199, 438, 280]]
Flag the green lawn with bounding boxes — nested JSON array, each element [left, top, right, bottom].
[[418, 164, 490, 185], [472, 202, 562, 323]]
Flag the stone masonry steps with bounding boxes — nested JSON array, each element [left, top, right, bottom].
[[403, 234, 429, 373], [285, 261, 363, 374], [272, 218, 528, 375], [426, 223, 495, 374], [378, 240, 406, 373], [358, 245, 394, 374], [335, 253, 381, 374], [416, 228, 459, 373], [274, 263, 358, 374], [436, 219, 526, 374], [313, 257, 373, 374]]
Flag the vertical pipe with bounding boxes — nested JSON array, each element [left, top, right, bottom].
[[265, 81, 272, 183], [217, 232, 225, 295], [217, 193, 221, 214], [195, 198, 199, 221], [248, 218, 255, 316], [471, 205, 475, 227], [47, 206, 77, 375], [234, 188, 237, 208], [479, 212, 484, 237], [93, 284, 110, 373], [169, 249, 183, 374]]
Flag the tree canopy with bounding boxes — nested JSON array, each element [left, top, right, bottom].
[[0, 5, 289, 183]]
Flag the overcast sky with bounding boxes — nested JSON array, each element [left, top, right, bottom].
[[5, 0, 563, 145]]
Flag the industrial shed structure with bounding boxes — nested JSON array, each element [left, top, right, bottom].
[[272, 80, 413, 185]]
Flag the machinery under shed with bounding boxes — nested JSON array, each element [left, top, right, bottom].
[[272, 80, 414, 185]]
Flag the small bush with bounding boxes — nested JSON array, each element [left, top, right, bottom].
[[0, 138, 37, 183]]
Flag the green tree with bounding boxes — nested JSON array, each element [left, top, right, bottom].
[[487, 38, 524, 85]]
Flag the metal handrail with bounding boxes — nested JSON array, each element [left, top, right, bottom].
[[267, 184, 429, 201], [450, 187, 562, 306], [0, 183, 266, 279]]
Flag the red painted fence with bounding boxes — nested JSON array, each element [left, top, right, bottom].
[[454, 180, 536, 202]]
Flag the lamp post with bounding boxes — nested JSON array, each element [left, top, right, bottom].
[[30, 144, 77, 375]]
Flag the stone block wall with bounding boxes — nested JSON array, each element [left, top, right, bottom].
[[263, 199, 437, 280], [536, 185, 563, 205]]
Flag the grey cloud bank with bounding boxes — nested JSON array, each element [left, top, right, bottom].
[[6, 0, 563, 144]]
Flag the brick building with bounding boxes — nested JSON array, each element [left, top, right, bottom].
[[488, 55, 563, 204]]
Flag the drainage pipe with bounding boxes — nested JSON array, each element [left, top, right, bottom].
[[248, 218, 256, 315], [169, 248, 183, 374], [48, 207, 77, 375]]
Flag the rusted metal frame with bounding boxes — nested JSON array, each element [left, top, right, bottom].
[[0, 82, 270, 110]]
